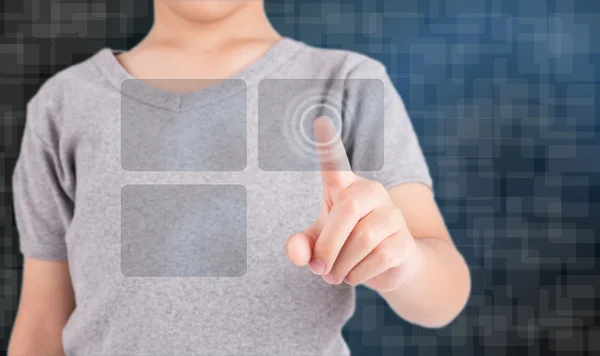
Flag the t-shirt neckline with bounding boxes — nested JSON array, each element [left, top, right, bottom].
[[91, 37, 303, 111]]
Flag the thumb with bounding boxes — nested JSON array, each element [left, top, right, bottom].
[[286, 221, 320, 267]]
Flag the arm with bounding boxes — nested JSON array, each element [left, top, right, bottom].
[[286, 117, 470, 328], [8, 258, 75, 356], [10, 91, 76, 355], [379, 183, 470, 328]]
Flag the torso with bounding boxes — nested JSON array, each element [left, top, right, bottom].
[[36, 38, 381, 355]]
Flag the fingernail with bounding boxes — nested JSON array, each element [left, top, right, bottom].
[[309, 259, 325, 275], [323, 274, 336, 284]]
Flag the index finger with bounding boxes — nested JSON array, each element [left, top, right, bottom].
[[313, 116, 356, 189]]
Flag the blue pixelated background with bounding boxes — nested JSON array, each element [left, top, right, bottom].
[[1, 1, 599, 355]]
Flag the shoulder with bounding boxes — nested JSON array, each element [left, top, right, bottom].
[[25, 49, 111, 134], [29, 48, 109, 108], [281, 39, 389, 80]]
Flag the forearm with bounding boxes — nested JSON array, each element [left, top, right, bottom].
[[379, 236, 471, 328], [9, 258, 73, 356], [8, 318, 66, 356]]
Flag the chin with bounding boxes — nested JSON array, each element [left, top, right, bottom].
[[160, 0, 254, 24]]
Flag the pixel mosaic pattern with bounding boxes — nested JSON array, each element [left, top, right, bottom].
[[1, 1, 599, 355]]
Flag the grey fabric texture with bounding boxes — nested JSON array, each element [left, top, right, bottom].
[[12, 38, 432, 356]]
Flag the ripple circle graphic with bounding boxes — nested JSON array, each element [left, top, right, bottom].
[[281, 87, 344, 160]]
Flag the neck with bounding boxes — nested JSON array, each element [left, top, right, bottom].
[[147, 1, 279, 51]]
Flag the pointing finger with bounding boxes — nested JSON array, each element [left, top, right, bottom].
[[313, 116, 356, 190]]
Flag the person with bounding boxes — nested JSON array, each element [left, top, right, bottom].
[[8, 1, 471, 355]]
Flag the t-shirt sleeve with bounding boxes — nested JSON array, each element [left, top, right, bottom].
[[343, 58, 433, 192], [12, 96, 74, 261]]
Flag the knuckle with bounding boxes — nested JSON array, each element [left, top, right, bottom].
[[341, 197, 361, 217], [384, 208, 404, 231], [356, 228, 377, 250], [375, 246, 396, 266]]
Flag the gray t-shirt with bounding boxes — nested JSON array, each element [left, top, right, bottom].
[[12, 38, 432, 356]]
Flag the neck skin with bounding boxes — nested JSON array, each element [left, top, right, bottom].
[[146, 1, 280, 51]]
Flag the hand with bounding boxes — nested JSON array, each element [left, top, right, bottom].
[[286, 117, 421, 293]]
